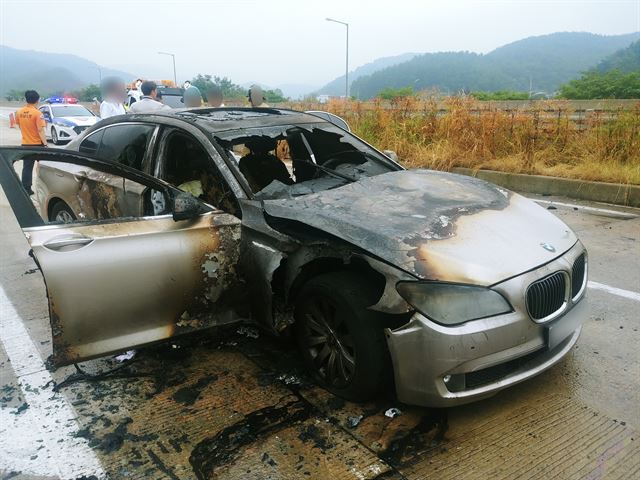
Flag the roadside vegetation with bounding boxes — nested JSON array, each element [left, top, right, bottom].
[[559, 70, 640, 99], [297, 97, 640, 185]]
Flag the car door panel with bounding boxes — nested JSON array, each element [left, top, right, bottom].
[[29, 212, 241, 365], [36, 161, 144, 221], [0, 147, 242, 366]]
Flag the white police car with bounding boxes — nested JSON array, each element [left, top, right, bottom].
[[39, 104, 99, 145]]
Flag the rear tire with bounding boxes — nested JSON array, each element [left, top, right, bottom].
[[50, 201, 76, 223], [294, 272, 391, 401]]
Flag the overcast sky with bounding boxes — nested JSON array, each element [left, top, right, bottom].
[[1, 0, 638, 88]]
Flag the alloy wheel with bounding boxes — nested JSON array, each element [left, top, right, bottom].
[[301, 295, 356, 388], [55, 209, 74, 223]]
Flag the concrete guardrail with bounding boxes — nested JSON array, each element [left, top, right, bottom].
[[452, 168, 640, 208]]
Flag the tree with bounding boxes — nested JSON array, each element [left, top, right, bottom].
[[471, 90, 531, 100], [264, 88, 287, 103], [72, 84, 101, 102], [5, 89, 25, 101], [559, 70, 640, 99], [378, 86, 415, 100], [190, 74, 245, 101]]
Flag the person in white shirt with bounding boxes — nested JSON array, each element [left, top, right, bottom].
[[99, 77, 126, 119], [128, 81, 172, 114], [127, 78, 143, 105]]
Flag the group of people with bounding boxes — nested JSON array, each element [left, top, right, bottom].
[[99, 77, 270, 119], [13, 79, 272, 195]]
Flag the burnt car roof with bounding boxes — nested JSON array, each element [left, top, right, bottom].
[[115, 108, 325, 132], [174, 107, 325, 132], [84, 108, 332, 138]]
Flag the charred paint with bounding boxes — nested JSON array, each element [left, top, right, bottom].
[[263, 170, 511, 283]]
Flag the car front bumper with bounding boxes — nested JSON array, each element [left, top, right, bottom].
[[385, 244, 588, 408], [51, 125, 90, 140]]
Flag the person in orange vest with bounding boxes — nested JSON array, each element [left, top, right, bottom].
[[15, 90, 47, 195]]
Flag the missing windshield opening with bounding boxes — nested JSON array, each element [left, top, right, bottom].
[[214, 123, 398, 199]]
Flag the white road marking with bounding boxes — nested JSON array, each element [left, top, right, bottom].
[[588, 281, 640, 302], [0, 286, 105, 479], [535, 199, 639, 219]]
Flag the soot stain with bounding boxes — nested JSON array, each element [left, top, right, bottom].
[[379, 409, 449, 467], [297, 424, 334, 451], [80, 417, 159, 454], [172, 374, 218, 405], [189, 397, 311, 480]]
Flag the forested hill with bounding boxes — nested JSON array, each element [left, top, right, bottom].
[[348, 32, 640, 98], [0, 45, 134, 96], [316, 52, 418, 96], [596, 40, 640, 73]]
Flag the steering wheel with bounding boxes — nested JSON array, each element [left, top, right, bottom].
[[322, 150, 363, 170]]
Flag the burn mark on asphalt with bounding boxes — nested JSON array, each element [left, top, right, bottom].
[[76, 417, 159, 454], [378, 409, 448, 467], [298, 423, 334, 450], [189, 395, 312, 480], [172, 374, 218, 405], [147, 449, 181, 480]]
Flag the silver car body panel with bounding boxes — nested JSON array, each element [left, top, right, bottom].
[[386, 241, 587, 407]]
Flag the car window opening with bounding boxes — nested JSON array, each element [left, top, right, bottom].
[[214, 124, 398, 199], [162, 131, 240, 217]]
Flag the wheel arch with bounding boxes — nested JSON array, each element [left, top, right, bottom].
[[281, 255, 387, 307], [47, 197, 72, 221]]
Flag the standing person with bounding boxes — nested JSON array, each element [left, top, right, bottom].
[[205, 85, 224, 107], [248, 85, 269, 107], [99, 76, 126, 119], [127, 78, 143, 106], [128, 81, 172, 113], [15, 90, 47, 195], [183, 86, 203, 108]]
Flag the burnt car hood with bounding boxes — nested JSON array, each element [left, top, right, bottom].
[[263, 170, 577, 285]]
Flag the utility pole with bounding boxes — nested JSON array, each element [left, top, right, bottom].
[[158, 51, 177, 87], [89, 66, 102, 84], [326, 18, 349, 99]]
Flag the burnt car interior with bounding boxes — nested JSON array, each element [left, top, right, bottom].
[[6, 150, 208, 227], [214, 124, 400, 199], [160, 130, 240, 217]]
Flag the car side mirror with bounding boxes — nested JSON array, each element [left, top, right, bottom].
[[172, 191, 202, 221], [383, 150, 398, 162]]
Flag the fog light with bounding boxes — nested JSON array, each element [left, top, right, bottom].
[[443, 375, 452, 383]]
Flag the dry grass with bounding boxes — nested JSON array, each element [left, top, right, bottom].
[[294, 97, 640, 185]]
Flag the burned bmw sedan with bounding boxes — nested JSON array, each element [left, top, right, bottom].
[[0, 108, 588, 407]]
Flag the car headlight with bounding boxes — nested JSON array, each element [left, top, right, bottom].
[[396, 282, 512, 326]]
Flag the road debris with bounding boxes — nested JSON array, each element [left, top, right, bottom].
[[385, 407, 402, 418], [347, 415, 363, 428], [277, 373, 302, 386], [114, 350, 136, 362], [237, 325, 260, 339]]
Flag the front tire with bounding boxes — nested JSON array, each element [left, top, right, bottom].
[[51, 127, 60, 145], [294, 272, 391, 401]]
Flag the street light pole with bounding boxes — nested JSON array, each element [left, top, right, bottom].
[[89, 66, 102, 84], [326, 18, 349, 99], [158, 51, 177, 86]]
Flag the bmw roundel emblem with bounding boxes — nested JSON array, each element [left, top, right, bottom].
[[540, 242, 556, 253]]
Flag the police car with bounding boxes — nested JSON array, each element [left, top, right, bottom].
[[39, 104, 99, 145]]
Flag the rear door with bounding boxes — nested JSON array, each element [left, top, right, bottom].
[[0, 147, 243, 366]]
